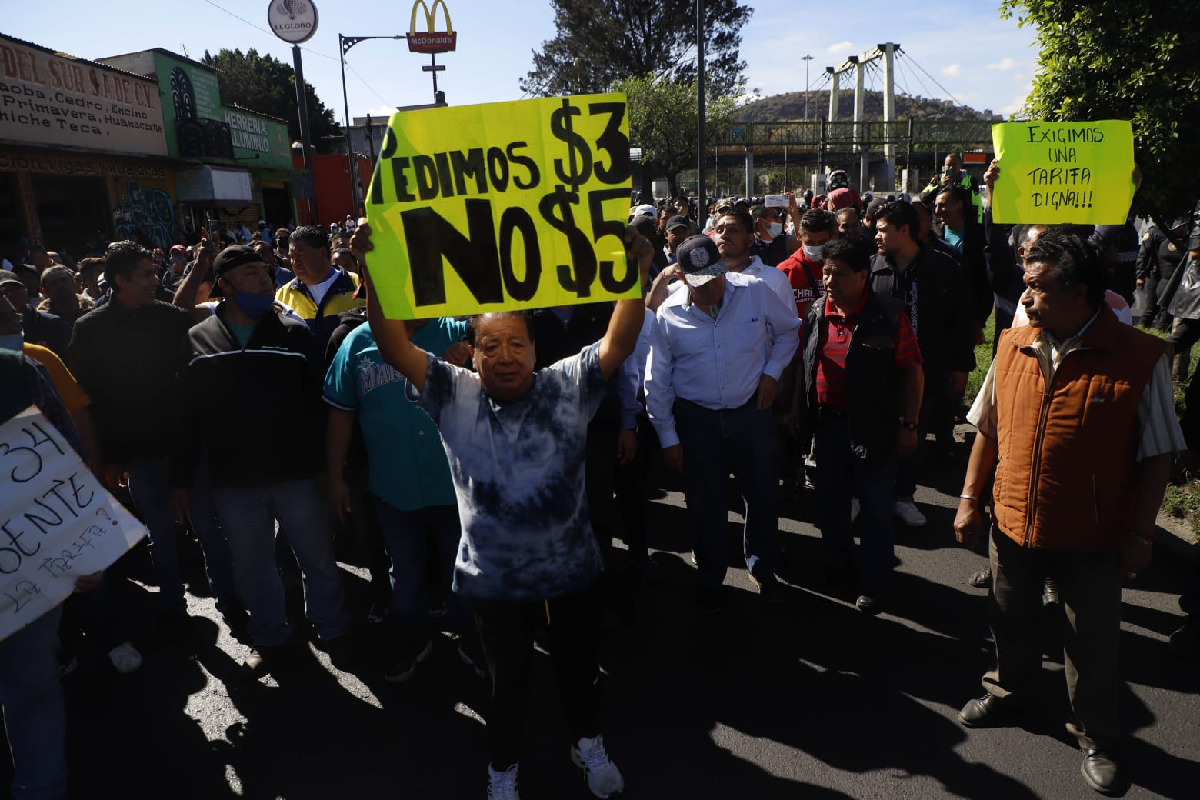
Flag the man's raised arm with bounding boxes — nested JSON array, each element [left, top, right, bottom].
[[352, 222, 430, 392], [598, 230, 651, 380]]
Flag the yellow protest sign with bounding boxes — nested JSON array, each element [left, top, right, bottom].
[[990, 120, 1135, 225], [364, 94, 638, 320]]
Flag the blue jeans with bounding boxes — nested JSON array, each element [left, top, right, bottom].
[[673, 399, 781, 588], [813, 415, 897, 593], [213, 479, 352, 647], [126, 454, 237, 615], [0, 608, 66, 800], [374, 499, 470, 644]]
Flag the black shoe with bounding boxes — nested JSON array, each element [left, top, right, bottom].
[[697, 586, 724, 615], [958, 694, 1021, 728], [855, 592, 886, 615], [455, 636, 487, 679], [968, 568, 992, 589], [323, 634, 360, 671], [384, 638, 433, 683], [1081, 748, 1123, 795], [147, 611, 193, 650], [758, 580, 786, 605], [816, 564, 858, 594], [244, 639, 301, 672], [1168, 620, 1200, 658], [633, 555, 661, 587], [1042, 579, 1060, 606]]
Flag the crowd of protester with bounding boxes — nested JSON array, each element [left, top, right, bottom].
[[3, 159, 1200, 800]]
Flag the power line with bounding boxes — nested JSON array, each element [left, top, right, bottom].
[[344, 60, 392, 107], [197, 0, 335, 61], [897, 48, 962, 106]]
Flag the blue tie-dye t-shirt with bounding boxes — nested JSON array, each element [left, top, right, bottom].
[[412, 342, 606, 600]]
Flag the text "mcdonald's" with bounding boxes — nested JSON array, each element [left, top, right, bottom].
[[407, 0, 457, 53]]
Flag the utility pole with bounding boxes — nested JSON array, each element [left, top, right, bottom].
[[806, 53, 816, 119], [340, 34, 404, 221], [696, 0, 706, 207]]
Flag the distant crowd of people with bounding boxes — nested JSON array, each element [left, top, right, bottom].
[[2, 156, 1199, 799]]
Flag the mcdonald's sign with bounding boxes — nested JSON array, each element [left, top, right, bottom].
[[407, 0, 456, 53]]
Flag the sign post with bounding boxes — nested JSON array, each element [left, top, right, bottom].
[[267, 0, 320, 223], [407, 0, 457, 106]]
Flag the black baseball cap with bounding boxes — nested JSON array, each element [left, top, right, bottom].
[[676, 236, 725, 287]]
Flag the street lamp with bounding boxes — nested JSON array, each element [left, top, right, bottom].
[[339, 34, 404, 219], [802, 55, 814, 120]]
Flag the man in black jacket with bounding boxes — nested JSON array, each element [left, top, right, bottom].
[[871, 201, 975, 527], [795, 238, 924, 613], [68, 241, 237, 638], [170, 245, 354, 671]]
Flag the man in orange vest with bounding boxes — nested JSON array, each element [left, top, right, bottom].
[[952, 230, 1183, 796]]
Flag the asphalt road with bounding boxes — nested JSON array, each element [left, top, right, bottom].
[[4, 435, 1197, 800]]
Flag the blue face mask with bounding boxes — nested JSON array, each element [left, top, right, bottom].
[[232, 291, 275, 319], [0, 331, 23, 354]]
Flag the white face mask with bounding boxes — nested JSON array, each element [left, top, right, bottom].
[[768, 223, 783, 238], [803, 244, 825, 262]]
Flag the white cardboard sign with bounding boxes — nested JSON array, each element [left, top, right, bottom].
[[0, 407, 147, 640]]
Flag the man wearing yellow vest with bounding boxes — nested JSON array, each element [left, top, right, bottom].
[[276, 226, 365, 349], [953, 230, 1183, 796]]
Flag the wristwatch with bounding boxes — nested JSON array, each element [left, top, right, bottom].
[[899, 418, 918, 431]]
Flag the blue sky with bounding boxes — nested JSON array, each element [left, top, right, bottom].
[[4, 1, 1040, 124]]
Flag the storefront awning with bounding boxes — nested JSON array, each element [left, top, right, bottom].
[[174, 166, 253, 206]]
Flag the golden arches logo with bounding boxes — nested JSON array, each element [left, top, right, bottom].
[[407, 0, 457, 52]]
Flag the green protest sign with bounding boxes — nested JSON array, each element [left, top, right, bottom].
[[364, 94, 638, 320], [990, 120, 1135, 225]]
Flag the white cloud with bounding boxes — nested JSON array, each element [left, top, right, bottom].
[[826, 41, 855, 56], [367, 105, 397, 117], [941, 64, 962, 77], [987, 57, 1019, 71], [1001, 94, 1029, 116]]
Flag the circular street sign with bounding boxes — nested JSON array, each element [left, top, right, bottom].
[[267, 0, 319, 45]]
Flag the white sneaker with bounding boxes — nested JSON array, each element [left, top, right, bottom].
[[108, 642, 143, 674], [850, 498, 861, 523], [894, 499, 927, 527], [571, 735, 625, 798], [486, 763, 520, 800]]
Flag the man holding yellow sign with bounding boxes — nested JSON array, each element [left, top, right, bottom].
[[360, 94, 645, 800]]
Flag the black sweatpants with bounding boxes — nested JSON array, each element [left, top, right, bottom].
[[471, 585, 602, 769]]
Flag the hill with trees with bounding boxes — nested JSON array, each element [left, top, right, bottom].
[[737, 89, 1002, 123]]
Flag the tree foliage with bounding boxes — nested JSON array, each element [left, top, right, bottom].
[[523, 0, 752, 98], [615, 75, 738, 197], [1002, 0, 1200, 223], [201, 48, 341, 149]]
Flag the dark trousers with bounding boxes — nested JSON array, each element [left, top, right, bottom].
[[674, 398, 781, 588], [896, 373, 952, 500], [472, 586, 602, 770], [585, 417, 620, 558], [813, 414, 897, 593], [615, 415, 656, 559], [984, 529, 1122, 750], [1167, 317, 1200, 382], [1140, 273, 1171, 329]]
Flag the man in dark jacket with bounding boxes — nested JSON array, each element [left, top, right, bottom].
[[68, 241, 236, 637], [795, 237, 924, 613], [871, 201, 975, 527], [171, 245, 354, 671]]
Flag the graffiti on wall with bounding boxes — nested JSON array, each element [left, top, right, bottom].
[[114, 180, 176, 249]]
